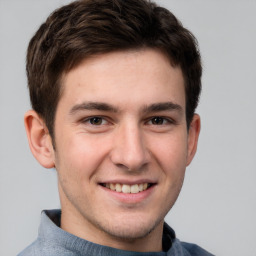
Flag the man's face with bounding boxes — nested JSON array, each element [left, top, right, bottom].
[[52, 49, 197, 246]]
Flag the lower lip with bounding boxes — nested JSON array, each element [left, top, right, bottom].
[[99, 185, 155, 204]]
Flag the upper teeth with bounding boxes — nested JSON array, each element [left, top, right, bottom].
[[104, 183, 149, 194]]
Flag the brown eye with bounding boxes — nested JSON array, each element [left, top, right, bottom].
[[151, 117, 164, 125], [89, 117, 103, 125]]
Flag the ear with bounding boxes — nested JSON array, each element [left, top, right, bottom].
[[186, 114, 201, 166], [24, 110, 55, 168]]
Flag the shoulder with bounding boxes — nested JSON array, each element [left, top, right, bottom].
[[17, 240, 77, 256], [163, 223, 214, 256], [180, 241, 215, 256], [17, 240, 38, 256]]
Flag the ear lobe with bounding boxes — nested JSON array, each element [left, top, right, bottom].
[[24, 110, 55, 169], [186, 114, 201, 166]]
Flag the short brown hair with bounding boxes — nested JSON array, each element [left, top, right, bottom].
[[27, 0, 202, 139]]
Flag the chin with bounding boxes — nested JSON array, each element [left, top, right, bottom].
[[97, 215, 163, 241]]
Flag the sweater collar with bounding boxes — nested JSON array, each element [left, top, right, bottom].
[[39, 209, 186, 256]]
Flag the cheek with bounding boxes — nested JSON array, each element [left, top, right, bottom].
[[55, 133, 110, 179], [150, 132, 188, 172]]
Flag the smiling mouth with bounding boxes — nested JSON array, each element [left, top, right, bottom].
[[100, 183, 154, 194]]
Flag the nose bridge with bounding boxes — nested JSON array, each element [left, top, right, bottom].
[[111, 120, 149, 170]]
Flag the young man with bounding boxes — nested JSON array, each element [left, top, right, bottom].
[[20, 0, 214, 255]]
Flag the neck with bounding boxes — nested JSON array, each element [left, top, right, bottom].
[[60, 202, 163, 252]]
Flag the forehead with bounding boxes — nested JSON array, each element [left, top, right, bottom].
[[59, 49, 185, 111]]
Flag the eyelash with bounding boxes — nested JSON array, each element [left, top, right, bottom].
[[81, 116, 175, 126], [146, 116, 175, 126], [82, 116, 109, 126]]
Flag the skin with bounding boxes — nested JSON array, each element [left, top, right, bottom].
[[25, 48, 200, 252]]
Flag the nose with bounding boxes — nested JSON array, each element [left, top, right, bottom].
[[110, 122, 150, 171]]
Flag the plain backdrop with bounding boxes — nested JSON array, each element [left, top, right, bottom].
[[0, 0, 256, 255]]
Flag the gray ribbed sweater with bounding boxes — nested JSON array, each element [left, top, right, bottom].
[[18, 210, 214, 256]]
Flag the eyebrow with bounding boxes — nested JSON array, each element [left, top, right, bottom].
[[69, 101, 183, 115], [69, 102, 118, 115], [141, 102, 183, 114]]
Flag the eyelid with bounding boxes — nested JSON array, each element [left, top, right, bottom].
[[81, 116, 110, 125], [79, 115, 177, 126], [146, 116, 176, 125]]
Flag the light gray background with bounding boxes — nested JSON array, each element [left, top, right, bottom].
[[0, 0, 255, 255]]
